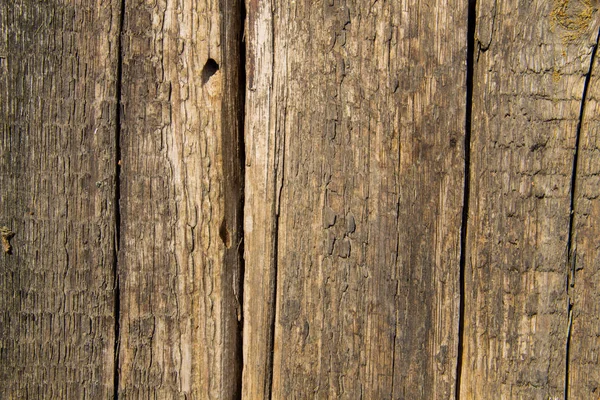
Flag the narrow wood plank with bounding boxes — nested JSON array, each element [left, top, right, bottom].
[[462, 0, 596, 397], [243, 0, 466, 398], [569, 29, 600, 398], [119, 0, 244, 397], [242, 0, 278, 397], [0, 1, 120, 398]]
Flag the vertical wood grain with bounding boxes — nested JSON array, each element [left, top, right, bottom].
[[243, 0, 466, 398], [0, 1, 120, 398], [241, 0, 279, 397], [462, 0, 597, 397], [569, 28, 600, 399], [118, 0, 244, 397], [5, 1, 600, 398]]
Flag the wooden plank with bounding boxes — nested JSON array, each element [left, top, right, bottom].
[[461, 0, 597, 397], [241, 0, 278, 398], [243, 0, 466, 398], [569, 31, 600, 398], [0, 1, 120, 398], [118, 0, 244, 398]]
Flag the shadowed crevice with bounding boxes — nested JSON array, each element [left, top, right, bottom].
[[267, 5, 278, 399], [220, 0, 246, 398], [112, 0, 126, 398], [455, 0, 477, 398], [235, 1, 247, 398]]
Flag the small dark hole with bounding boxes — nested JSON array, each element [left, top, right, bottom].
[[219, 219, 231, 248], [202, 58, 219, 84]]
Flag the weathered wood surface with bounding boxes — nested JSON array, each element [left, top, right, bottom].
[[118, 0, 243, 398], [0, 1, 120, 398], [3, 0, 600, 399], [243, 0, 466, 398], [569, 32, 600, 398], [461, 0, 599, 398], [241, 0, 278, 398]]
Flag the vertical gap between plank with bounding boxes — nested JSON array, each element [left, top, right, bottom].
[[112, 0, 125, 398], [221, 0, 246, 397], [267, 3, 278, 399], [564, 26, 600, 400], [455, 0, 477, 398], [236, 1, 247, 398]]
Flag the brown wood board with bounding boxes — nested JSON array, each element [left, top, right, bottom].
[[461, 0, 599, 398], [118, 0, 244, 397], [243, 1, 467, 398], [0, 1, 121, 398], [569, 27, 600, 399]]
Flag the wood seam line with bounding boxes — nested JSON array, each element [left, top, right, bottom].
[[267, 2, 278, 399], [113, 0, 126, 398], [237, 2, 247, 398], [219, 0, 246, 397], [564, 25, 600, 400], [455, 0, 478, 398]]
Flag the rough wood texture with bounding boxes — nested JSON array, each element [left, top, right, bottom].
[[0, 1, 120, 398], [242, 0, 278, 398], [569, 32, 600, 398], [119, 0, 243, 398], [461, 0, 597, 397], [5, 1, 600, 398], [243, 0, 466, 398]]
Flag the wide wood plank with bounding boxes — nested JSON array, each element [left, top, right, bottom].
[[462, 0, 597, 397], [0, 1, 120, 398], [118, 0, 244, 397], [243, 0, 466, 398]]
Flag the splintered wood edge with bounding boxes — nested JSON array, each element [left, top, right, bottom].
[[1, 226, 15, 254]]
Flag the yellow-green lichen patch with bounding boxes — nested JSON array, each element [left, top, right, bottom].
[[550, 0, 598, 43]]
